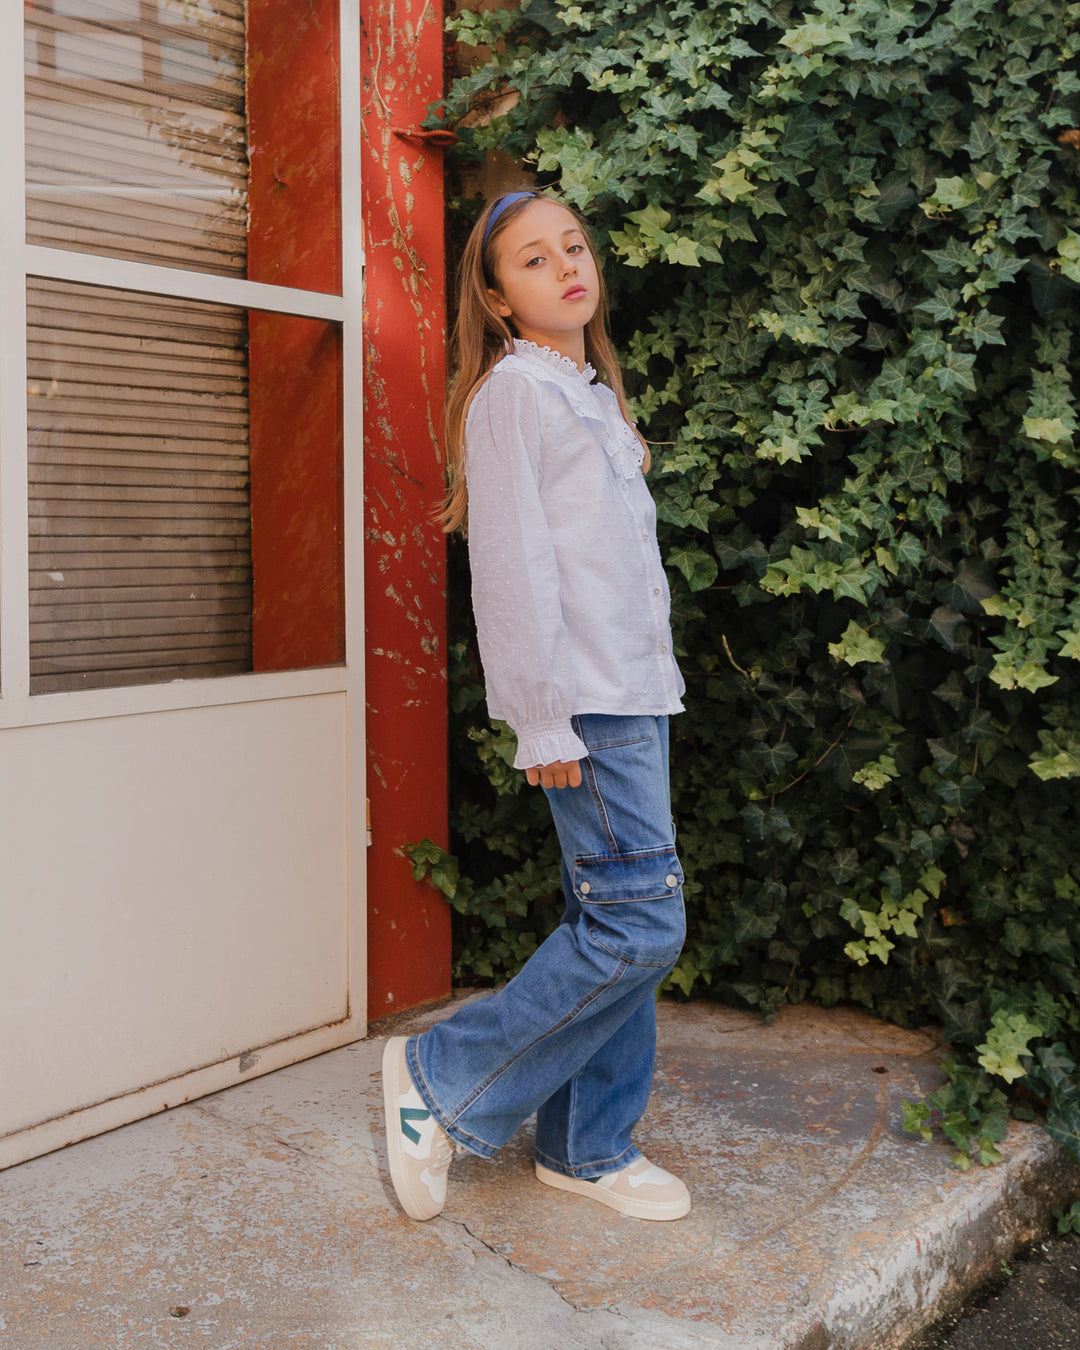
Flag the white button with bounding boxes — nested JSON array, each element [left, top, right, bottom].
[[665, 874, 678, 888], [653, 587, 661, 596], [580, 881, 591, 895]]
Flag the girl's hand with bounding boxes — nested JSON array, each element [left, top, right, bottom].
[[526, 759, 583, 790]]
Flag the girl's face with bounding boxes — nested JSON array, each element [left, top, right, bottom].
[[487, 199, 600, 361]]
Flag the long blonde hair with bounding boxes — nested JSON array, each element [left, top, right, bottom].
[[441, 190, 648, 534]]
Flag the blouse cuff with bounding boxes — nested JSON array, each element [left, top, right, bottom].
[[512, 718, 589, 771]]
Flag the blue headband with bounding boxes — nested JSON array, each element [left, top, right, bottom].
[[481, 191, 537, 254]]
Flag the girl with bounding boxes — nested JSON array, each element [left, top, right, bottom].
[[382, 189, 689, 1223]]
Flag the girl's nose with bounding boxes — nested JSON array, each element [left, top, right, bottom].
[[558, 253, 577, 278]]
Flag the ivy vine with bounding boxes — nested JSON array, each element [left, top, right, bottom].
[[409, 0, 1080, 1166]]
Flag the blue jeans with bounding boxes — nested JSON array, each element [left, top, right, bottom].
[[407, 713, 685, 1179]]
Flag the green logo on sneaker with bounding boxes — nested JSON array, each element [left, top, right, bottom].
[[400, 1106, 430, 1145]]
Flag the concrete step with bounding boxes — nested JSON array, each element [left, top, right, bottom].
[[1, 998, 1077, 1349]]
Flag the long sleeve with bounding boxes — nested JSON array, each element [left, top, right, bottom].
[[465, 370, 589, 769]]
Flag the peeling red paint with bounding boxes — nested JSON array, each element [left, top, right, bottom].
[[361, 0, 451, 1014]]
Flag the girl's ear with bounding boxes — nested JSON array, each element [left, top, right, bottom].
[[487, 287, 512, 318]]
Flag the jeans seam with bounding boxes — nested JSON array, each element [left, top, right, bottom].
[[441, 957, 632, 1129], [581, 734, 653, 749], [577, 844, 679, 864], [565, 1069, 580, 1171], [586, 894, 681, 905], [580, 744, 617, 853]]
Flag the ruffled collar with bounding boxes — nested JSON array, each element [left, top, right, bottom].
[[497, 339, 644, 482], [512, 338, 596, 386]]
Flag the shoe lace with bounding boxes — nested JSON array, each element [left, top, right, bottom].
[[429, 1129, 453, 1177]]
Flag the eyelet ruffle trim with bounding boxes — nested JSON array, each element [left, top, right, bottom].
[[593, 385, 647, 476], [512, 338, 596, 385], [499, 344, 644, 482]]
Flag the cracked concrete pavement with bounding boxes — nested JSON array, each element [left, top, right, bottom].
[[2, 998, 1078, 1349]]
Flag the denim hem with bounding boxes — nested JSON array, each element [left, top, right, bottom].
[[533, 1141, 642, 1180], [404, 1035, 498, 1160], [422, 958, 631, 1141]]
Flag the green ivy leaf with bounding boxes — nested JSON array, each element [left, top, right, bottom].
[[977, 1010, 1044, 1084], [441, 0, 1080, 1172], [829, 620, 886, 666], [1024, 416, 1072, 444], [902, 1099, 933, 1141], [925, 176, 979, 213], [663, 235, 702, 268], [1057, 232, 1080, 285], [668, 546, 719, 591]]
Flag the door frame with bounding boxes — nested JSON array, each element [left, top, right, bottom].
[[0, 0, 367, 1170]]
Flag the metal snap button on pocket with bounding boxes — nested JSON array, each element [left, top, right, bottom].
[[665, 875, 678, 888], [580, 881, 591, 895]]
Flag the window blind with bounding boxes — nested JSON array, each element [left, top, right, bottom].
[[24, 1, 254, 694], [25, 0, 247, 277], [28, 278, 253, 693]]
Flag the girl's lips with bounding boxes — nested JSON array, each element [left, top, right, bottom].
[[563, 285, 587, 300]]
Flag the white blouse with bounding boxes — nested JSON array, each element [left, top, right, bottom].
[[465, 339, 685, 769]]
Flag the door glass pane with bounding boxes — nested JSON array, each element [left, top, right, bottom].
[[28, 278, 253, 693], [26, 1, 248, 278], [28, 279, 345, 694], [25, 0, 343, 293]]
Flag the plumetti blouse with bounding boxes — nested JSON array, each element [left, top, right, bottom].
[[465, 339, 685, 770]]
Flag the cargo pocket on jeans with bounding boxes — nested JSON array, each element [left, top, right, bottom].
[[574, 848, 685, 967], [572, 846, 683, 905]]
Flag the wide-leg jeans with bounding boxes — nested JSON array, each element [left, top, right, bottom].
[[407, 713, 686, 1179]]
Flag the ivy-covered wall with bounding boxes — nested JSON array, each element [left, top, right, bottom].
[[411, 0, 1080, 1165]]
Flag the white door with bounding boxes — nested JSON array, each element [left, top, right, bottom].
[[0, 0, 366, 1170]]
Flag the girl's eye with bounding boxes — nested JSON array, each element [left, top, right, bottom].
[[567, 243, 584, 255], [525, 256, 544, 268]]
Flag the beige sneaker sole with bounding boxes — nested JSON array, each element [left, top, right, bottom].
[[535, 1160, 691, 1221]]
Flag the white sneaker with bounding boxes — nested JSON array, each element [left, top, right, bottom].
[[382, 1036, 453, 1221], [535, 1154, 691, 1221]]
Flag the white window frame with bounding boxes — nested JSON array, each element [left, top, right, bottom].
[[0, 0, 365, 733]]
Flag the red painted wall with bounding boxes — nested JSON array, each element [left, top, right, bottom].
[[247, 0, 345, 672], [246, 0, 450, 1014], [360, 0, 452, 1015]]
